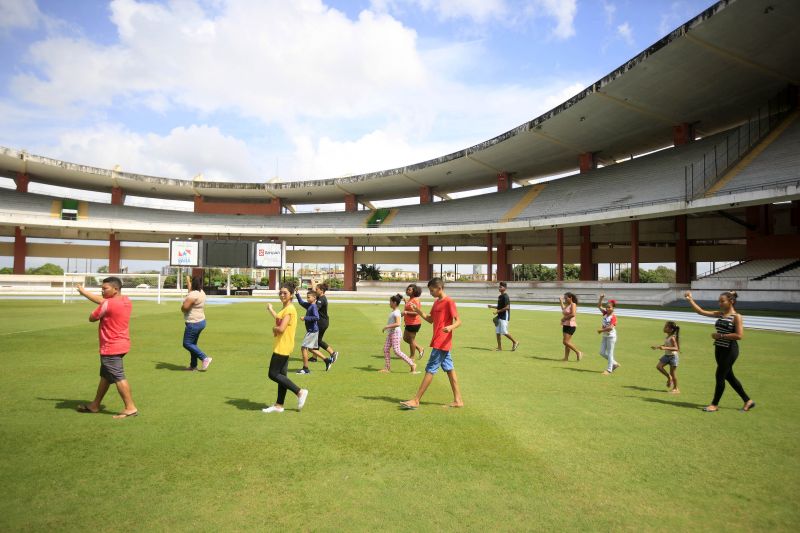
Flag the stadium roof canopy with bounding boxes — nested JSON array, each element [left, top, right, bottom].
[[1, 0, 798, 206]]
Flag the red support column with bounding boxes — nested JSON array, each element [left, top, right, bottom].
[[109, 234, 121, 274], [579, 225, 594, 281], [13, 174, 30, 274], [15, 173, 30, 192], [497, 172, 510, 192], [673, 123, 695, 146], [108, 187, 125, 274], [419, 186, 433, 204], [496, 232, 509, 281], [418, 236, 432, 281], [111, 186, 126, 205], [630, 220, 640, 283], [13, 227, 26, 274], [486, 233, 494, 282], [556, 228, 564, 281], [344, 194, 358, 212], [579, 153, 596, 173], [344, 238, 356, 291], [269, 269, 278, 290], [675, 215, 690, 284]]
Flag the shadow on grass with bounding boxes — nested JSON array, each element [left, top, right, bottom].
[[634, 396, 705, 410], [528, 355, 561, 361], [359, 395, 402, 404], [463, 346, 495, 352], [559, 367, 598, 373], [359, 396, 446, 407], [353, 366, 380, 372], [225, 397, 264, 411], [155, 361, 189, 371], [624, 385, 666, 392], [37, 397, 102, 411]]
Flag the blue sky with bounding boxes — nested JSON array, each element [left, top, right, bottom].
[[0, 0, 716, 185]]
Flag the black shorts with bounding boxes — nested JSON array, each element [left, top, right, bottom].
[[405, 324, 421, 333], [562, 326, 577, 335], [99, 354, 127, 383]]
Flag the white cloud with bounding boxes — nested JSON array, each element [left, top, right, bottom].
[[536, 0, 576, 40], [616, 22, 634, 46], [11, 0, 428, 123], [3, 0, 589, 184], [0, 0, 41, 30], [371, 0, 576, 38], [411, 0, 507, 23], [46, 124, 261, 182], [603, 1, 616, 26]]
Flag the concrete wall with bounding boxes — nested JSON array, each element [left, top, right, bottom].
[[691, 278, 800, 304], [356, 281, 689, 306]]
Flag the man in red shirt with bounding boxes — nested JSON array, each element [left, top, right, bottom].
[[75, 277, 138, 419], [400, 277, 463, 410]]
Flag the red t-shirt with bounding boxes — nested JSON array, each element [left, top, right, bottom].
[[429, 296, 458, 352], [91, 295, 132, 355], [403, 297, 421, 326]]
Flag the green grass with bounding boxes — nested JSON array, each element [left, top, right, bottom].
[[0, 299, 798, 532]]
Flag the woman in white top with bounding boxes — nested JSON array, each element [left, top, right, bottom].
[[181, 276, 212, 371]]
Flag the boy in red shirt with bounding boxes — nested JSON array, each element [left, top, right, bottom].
[[400, 278, 463, 410], [75, 277, 139, 419]]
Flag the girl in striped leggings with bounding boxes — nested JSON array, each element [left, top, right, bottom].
[[380, 294, 418, 374], [685, 290, 755, 413]]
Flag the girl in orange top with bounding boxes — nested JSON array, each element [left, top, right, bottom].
[[403, 283, 424, 360], [560, 292, 582, 362]]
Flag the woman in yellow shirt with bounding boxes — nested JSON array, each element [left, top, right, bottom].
[[263, 283, 308, 413]]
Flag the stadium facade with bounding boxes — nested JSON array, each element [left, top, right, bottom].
[[1, 0, 798, 294]]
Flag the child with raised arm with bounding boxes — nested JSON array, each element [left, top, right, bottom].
[[400, 278, 463, 410], [685, 290, 754, 412], [596, 293, 619, 375], [653, 321, 681, 393], [295, 289, 334, 374], [380, 294, 418, 374], [262, 283, 308, 413]]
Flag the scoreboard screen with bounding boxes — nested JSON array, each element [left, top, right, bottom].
[[203, 240, 253, 268]]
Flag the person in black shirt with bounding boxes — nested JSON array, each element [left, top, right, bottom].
[[298, 282, 339, 364], [685, 290, 754, 413], [488, 282, 519, 351]]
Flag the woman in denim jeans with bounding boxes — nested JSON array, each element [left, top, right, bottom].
[[182, 276, 212, 371]]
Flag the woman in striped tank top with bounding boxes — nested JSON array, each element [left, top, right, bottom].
[[685, 290, 755, 413]]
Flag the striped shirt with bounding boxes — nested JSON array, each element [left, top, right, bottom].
[[714, 314, 737, 348]]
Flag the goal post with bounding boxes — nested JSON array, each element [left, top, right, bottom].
[[61, 272, 167, 304]]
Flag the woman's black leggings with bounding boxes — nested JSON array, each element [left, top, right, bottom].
[[318, 321, 330, 351], [268, 353, 300, 405], [712, 342, 750, 406]]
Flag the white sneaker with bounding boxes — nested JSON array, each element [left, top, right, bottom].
[[202, 357, 213, 370], [262, 405, 284, 413], [297, 389, 309, 411]]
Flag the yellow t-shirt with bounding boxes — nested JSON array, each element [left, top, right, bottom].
[[272, 304, 297, 356]]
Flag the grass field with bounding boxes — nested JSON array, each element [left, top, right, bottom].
[[1, 298, 798, 532]]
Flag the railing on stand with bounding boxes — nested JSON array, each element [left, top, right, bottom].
[[685, 87, 795, 201]]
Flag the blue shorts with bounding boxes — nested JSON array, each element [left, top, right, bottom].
[[425, 348, 454, 374], [659, 354, 679, 367]]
